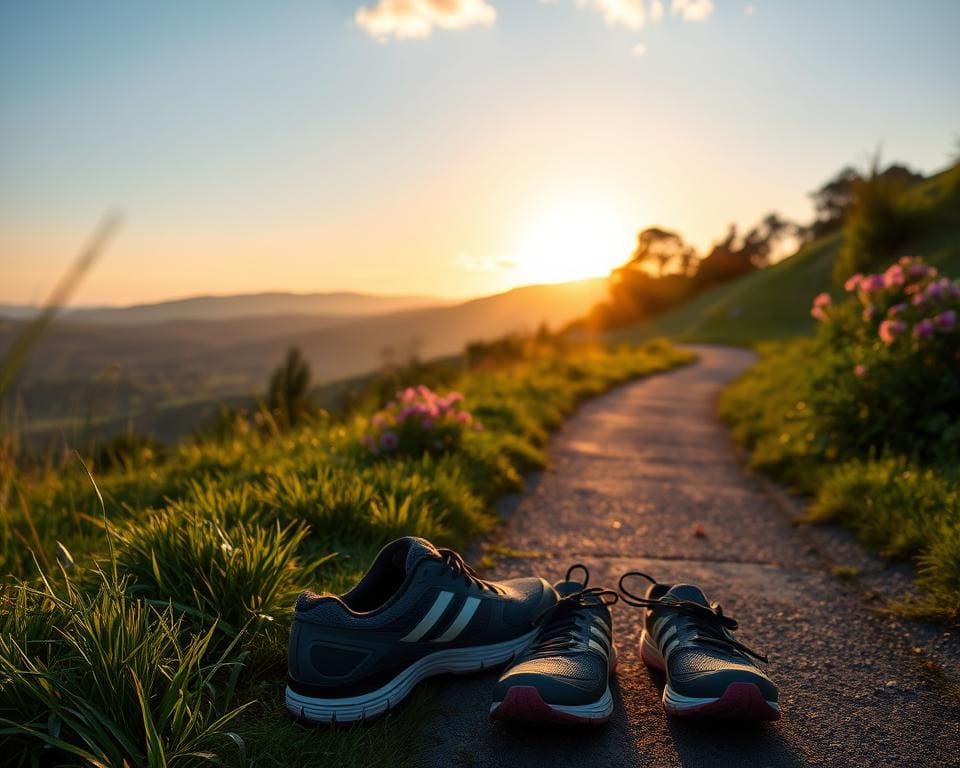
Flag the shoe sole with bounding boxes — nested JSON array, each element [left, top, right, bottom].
[[640, 631, 781, 721], [489, 683, 613, 725], [285, 628, 538, 725], [489, 645, 618, 725]]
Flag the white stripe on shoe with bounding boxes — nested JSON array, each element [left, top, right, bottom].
[[400, 591, 454, 642], [432, 596, 481, 642]]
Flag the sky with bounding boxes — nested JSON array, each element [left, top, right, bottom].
[[2, 0, 959, 307]]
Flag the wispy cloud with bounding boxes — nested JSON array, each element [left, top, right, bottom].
[[356, 0, 496, 42], [577, 0, 712, 31], [578, 0, 647, 30], [671, 0, 714, 22], [452, 252, 516, 272]]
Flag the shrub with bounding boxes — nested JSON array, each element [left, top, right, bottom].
[[361, 385, 482, 457], [808, 256, 960, 462], [834, 161, 919, 283]]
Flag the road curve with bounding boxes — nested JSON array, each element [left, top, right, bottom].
[[414, 345, 959, 768]]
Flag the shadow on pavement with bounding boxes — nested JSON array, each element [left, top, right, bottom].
[[642, 667, 805, 768]]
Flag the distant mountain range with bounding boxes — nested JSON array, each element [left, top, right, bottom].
[[1, 278, 608, 442], [1, 290, 447, 324]]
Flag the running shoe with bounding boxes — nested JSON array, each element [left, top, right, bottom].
[[490, 564, 618, 725], [619, 572, 780, 720], [285, 536, 556, 724]]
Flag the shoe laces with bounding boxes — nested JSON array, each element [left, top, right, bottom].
[[524, 565, 618, 658], [436, 548, 502, 594], [618, 571, 769, 664]]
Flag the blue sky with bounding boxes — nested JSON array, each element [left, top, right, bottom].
[[2, 0, 959, 305]]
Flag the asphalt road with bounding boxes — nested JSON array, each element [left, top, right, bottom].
[[413, 345, 960, 768]]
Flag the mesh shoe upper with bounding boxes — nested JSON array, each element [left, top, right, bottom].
[[493, 573, 616, 707], [288, 537, 556, 697], [640, 582, 777, 702]]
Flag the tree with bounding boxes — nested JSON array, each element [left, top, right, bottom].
[[694, 212, 797, 287], [267, 346, 312, 429], [808, 163, 923, 240], [627, 227, 695, 278], [809, 166, 859, 238]]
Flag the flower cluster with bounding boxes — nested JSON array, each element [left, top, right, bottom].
[[811, 256, 959, 347], [362, 385, 483, 457]]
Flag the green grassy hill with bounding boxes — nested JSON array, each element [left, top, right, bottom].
[[610, 163, 960, 347]]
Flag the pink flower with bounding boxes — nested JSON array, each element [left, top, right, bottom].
[[810, 294, 831, 322], [844, 274, 864, 292], [934, 310, 957, 332], [854, 364, 868, 379], [907, 263, 928, 278], [473, 421, 484, 432], [913, 319, 935, 339], [862, 305, 877, 322], [883, 264, 905, 288], [380, 431, 399, 450], [860, 275, 886, 294], [924, 282, 944, 302], [456, 411, 473, 426], [887, 303, 907, 318], [879, 319, 906, 344]]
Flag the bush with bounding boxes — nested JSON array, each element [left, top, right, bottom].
[[361, 385, 482, 457], [833, 162, 920, 283], [808, 256, 960, 462]]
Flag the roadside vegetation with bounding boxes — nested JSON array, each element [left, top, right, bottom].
[[721, 253, 960, 622], [0, 334, 693, 766]]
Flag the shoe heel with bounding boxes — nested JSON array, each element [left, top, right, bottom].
[[640, 631, 666, 671]]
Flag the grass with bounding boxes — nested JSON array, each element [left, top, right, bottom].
[[0, 337, 694, 767], [610, 162, 960, 347], [720, 343, 960, 622]]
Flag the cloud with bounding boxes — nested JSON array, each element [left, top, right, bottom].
[[631, 42, 648, 57], [578, 0, 647, 30], [452, 252, 516, 272], [671, 0, 714, 21], [355, 0, 496, 42]]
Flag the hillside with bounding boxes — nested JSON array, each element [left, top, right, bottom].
[[611, 163, 960, 347], [5, 278, 607, 441], [2, 290, 447, 325]]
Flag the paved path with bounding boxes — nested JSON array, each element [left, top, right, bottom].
[[415, 345, 960, 768]]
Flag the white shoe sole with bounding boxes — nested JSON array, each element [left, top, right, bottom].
[[286, 628, 538, 724]]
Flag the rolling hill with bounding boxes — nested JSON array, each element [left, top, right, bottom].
[[2, 290, 447, 325], [611, 163, 960, 347], [4, 278, 608, 442]]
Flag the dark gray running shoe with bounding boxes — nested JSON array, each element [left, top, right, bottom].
[[285, 537, 556, 724], [490, 565, 618, 725], [620, 572, 780, 721]]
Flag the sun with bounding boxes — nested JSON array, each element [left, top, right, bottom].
[[511, 199, 635, 285]]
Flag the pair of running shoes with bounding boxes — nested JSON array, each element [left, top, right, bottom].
[[285, 537, 780, 725]]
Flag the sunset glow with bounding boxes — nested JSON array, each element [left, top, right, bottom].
[[512, 200, 636, 285]]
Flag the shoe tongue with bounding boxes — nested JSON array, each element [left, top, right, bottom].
[[553, 580, 586, 598], [665, 583, 710, 606], [394, 536, 440, 572]]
